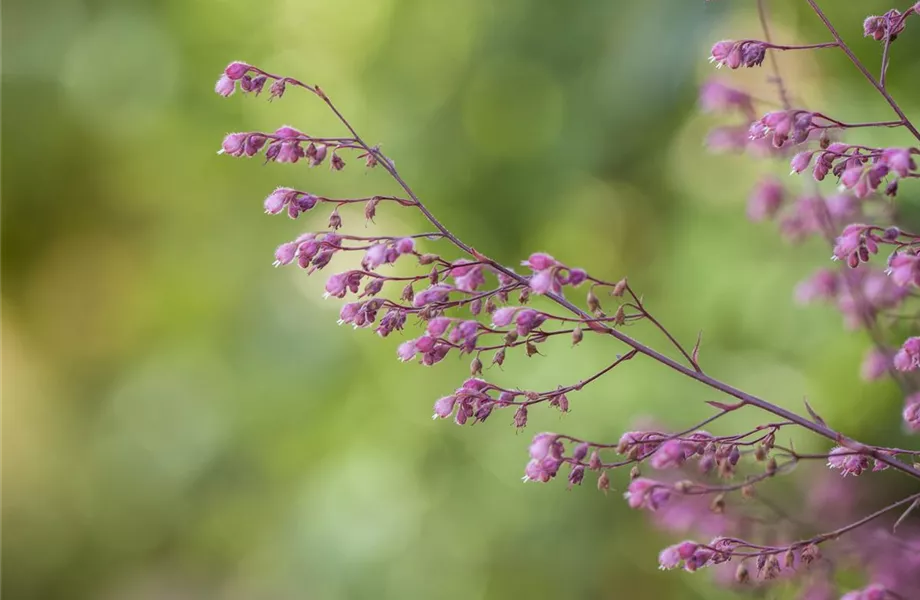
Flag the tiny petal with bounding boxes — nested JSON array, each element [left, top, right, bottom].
[[860, 348, 890, 381], [529, 433, 558, 461], [264, 187, 294, 214], [273, 242, 297, 266], [397, 340, 417, 362], [426, 317, 452, 338], [433, 395, 457, 419], [826, 446, 869, 476], [566, 268, 587, 287], [395, 237, 416, 255], [220, 133, 247, 156], [523, 253, 557, 271], [903, 397, 920, 431], [491, 306, 518, 328], [747, 177, 784, 222], [215, 75, 236, 97], [529, 269, 554, 295]]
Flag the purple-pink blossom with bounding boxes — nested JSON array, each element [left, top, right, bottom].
[[649, 439, 686, 470], [904, 393, 920, 431], [861, 348, 890, 381], [886, 252, 920, 288], [747, 177, 784, 221], [893, 337, 920, 372], [827, 446, 870, 477], [625, 478, 671, 511], [658, 540, 698, 570]]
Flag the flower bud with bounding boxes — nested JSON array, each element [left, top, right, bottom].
[[597, 471, 610, 493], [587, 289, 601, 314], [735, 563, 750, 584], [588, 451, 602, 470]]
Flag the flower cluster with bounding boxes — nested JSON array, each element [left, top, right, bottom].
[[794, 145, 917, 197], [217, 2, 920, 596], [710, 40, 768, 69], [863, 4, 920, 42]]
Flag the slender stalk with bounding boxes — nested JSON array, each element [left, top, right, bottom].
[[880, 29, 893, 88], [808, 491, 920, 544], [757, 0, 792, 108]]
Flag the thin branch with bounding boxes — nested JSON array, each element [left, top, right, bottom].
[[230, 66, 920, 481]]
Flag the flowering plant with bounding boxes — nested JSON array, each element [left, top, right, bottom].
[[216, 2, 920, 597]]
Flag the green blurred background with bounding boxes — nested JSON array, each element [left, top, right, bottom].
[[4, 1, 920, 598]]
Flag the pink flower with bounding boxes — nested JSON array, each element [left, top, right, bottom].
[[224, 61, 251, 80], [747, 177, 784, 222], [842, 584, 888, 600], [274, 125, 302, 139], [412, 284, 452, 307], [749, 110, 816, 147], [881, 148, 915, 177], [414, 335, 437, 353], [523, 253, 557, 271], [337, 303, 361, 325], [886, 252, 920, 287], [491, 306, 519, 327], [864, 15, 888, 40], [515, 309, 547, 336], [904, 393, 920, 431], [397, 340, 417, 362], [860, 348, 890, 381], [617, 431, 661, 456], [309, 144, 328, 166], [565, 268, 587, 287], [529, 433, 559, 461], [658, 545, 682, 570], [827, 446, 869, 476], [529, 269, 555, 295], [215, 75, 236, 96], [795, 269, 838, 304], [324, 273, 348, 298], [698, 80, 752, 114], [220, 132, 247, 156], [709, 41, 736, 67], [426, 317, 452, 338], [649, 439, 686, 469], [832, 224, 867, 261], [395, 237, 415, 254], [461, 377, 489, 392], [275, 142, 304, 164], [523, 459, 552, 483], [683, 548, 713, 572], [893, 337, 920, 371], [432, 395, 456, 419], [705, 125, 749, 153], [264, 187, 295, 214], [453, 264, 486, 292], [825, 193, 860, 222], [790, 151, 814, 174], [273, 242, 297, 266], [841, 166, 864, 189], [625, 478, 671, 510]]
